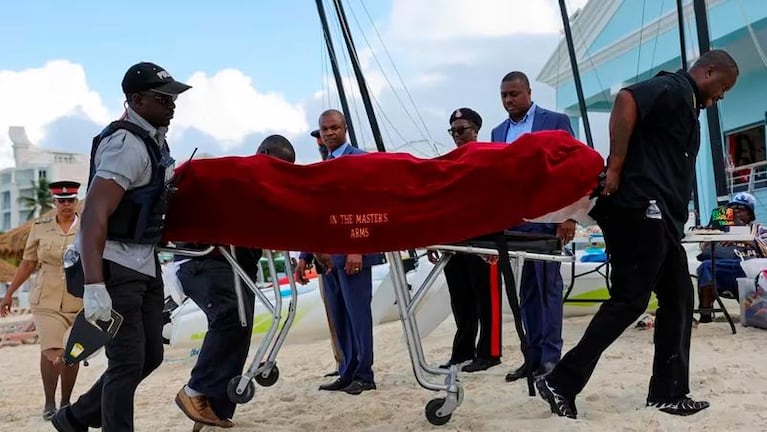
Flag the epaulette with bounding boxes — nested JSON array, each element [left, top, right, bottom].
[[35, 217, 53, 224]]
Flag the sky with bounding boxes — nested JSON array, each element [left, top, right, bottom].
[[0, 0, 596, 169]]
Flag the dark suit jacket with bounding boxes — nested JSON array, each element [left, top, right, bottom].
[[490, 105, 574, 142]]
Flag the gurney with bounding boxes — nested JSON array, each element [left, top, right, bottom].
[[161, 131, 605, 426], [159, 244, 299, 403], [394, 231, 572, 425]]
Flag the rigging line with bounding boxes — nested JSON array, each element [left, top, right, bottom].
[[346, 2, 430, 146], [649, 0, 666, 74], [736, 0, 767, 67], [369, 87, 410, 144], [356, 0, 437, 148], [635, 0, 648, 83], [321, 32, 330, 109], [566, 0, 609, 107]]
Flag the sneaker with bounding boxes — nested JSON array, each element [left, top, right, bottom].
[[647, 397, 710, 416], [535, 378, 577, 419]]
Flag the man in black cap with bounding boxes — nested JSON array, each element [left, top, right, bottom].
[[53, 62, 191, 432], [427, 108, 502, 373]]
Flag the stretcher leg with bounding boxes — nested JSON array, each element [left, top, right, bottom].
[[162, 245, 298, 404], [222, 250, 298, 403], [388, 251, 463, 426]]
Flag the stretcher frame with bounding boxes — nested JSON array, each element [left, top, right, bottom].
[[159, 244, 299, 403], [392, 232, 573, 425]]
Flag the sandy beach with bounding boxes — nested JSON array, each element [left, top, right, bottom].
[[1, 310, 766, 432]]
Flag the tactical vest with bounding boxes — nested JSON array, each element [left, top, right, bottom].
[[88, 120, 174, 244]]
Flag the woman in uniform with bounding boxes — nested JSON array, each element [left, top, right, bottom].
[[0, 181, 82, 420]]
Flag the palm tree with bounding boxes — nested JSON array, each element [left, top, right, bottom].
[[17, 178, 53, 220]]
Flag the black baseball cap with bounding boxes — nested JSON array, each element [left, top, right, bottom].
[[310, 129, 321, 138], [121, 62, 192, 96]]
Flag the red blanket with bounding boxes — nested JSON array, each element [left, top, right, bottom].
[[163, 130, 604, 253]]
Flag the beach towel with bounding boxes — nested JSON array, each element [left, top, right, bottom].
[[162, 130, 604, 254]]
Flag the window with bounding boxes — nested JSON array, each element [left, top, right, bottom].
[[1, 192, 9, 210], [38, 169, 47, 180], [2, 213, 9, 232], [726, 123, 767, 190]]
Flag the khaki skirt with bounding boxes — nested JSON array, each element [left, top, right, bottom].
[[31, 308, 77, 351]]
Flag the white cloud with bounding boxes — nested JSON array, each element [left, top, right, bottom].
[[387, 0, 588, 42], [171, 69, 308, 150], [0, 60, 113, 168]]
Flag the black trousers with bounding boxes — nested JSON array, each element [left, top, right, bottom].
[[70, 260, 164, 432], [444, 254, 501, 362], [178, 258, 255, 420], [547, 204, 693, 401]]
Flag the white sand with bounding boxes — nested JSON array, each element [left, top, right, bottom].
[[2, 312, 766, 432]]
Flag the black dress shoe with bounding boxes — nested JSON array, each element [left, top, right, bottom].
[[342, 380, 377, 395], [505, 363, 530, 382], [438, 358, 472, 369], [533, 362, 556, 378], [323, 370, 340, 377], [51, 406, 87, 432], [319, 378, 352, 391], [462, 357, 501, 373]]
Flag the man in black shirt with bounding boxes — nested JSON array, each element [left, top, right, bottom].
[[536, 50, 739, 419]]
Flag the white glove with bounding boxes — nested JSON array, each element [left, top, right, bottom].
[[83, 283, 112, 322]]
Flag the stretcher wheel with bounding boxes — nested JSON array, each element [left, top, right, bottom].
[[255, 364, 279, 387], [424, 398, 452, 426], [226, 376, 255, 404]]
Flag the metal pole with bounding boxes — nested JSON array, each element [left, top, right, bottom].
[[676, 0, 688, 69], [331, 0, 387, 152], [693, 0, 729, 205], [315, 0, 359, 148], [677, 0, 700, 224], [557, 0, 594, 149]]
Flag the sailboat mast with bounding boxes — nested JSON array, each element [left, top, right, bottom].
[[693, 0, 729, 205], [557, 0, 594, 149], [315, 0, 360, 148], [331, 0, 387, 152]]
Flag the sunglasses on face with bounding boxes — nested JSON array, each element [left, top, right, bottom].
[[144, 91, 178, 106], [448, 126, 475, 136], [55, 198, 76, 204]]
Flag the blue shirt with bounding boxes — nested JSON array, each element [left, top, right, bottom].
[[505, 103, 537, 144], [328, 142, 351, 159]]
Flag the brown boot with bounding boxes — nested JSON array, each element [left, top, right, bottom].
[[175, 388, 224, 427]]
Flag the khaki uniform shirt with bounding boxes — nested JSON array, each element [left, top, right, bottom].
[[23, 215, 82, 313]]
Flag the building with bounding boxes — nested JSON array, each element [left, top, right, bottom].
[[1, 126, 89, 231], [538, 0, 767, 222]]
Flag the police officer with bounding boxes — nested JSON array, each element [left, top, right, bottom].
[[1, 181, 81, 420], [175, 135, 296, 429], [537, 50, 739, 419], [429, 108, 502, 372], [52, 62, 191, 432]]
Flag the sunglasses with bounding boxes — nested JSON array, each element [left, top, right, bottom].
[[144, 90, 178, 106], [448, 126, 475, 136], [55, 198, 76, 204]]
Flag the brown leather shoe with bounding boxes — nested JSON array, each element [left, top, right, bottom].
[[175, 389, 224, 427]]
